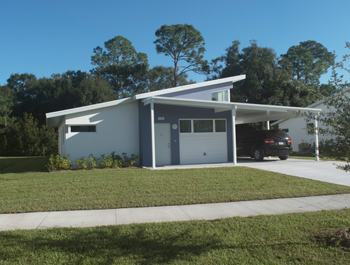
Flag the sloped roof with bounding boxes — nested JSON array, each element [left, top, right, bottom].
[[46, 75, 245, 128]]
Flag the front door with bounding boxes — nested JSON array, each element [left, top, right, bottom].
[[155, 123, 171, 166]]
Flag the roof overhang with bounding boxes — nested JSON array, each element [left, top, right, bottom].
[[143, 97, 321, 125], [46, 97, 134, 129]]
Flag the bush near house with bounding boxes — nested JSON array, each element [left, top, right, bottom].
[[47, 152, 138, 171]]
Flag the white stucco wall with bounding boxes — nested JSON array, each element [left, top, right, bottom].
[[58, 118, 66, 157], [277, 102, 333, 152], [64, 101, 139, 166]]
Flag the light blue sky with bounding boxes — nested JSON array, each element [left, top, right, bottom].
[[1, 0, 349, 85]]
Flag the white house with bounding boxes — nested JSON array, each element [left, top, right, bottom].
[[46, 75, 321, 168], [271, 90, 349, 153]]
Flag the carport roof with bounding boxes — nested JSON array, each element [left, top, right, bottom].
[[142, 96, 322, 124]]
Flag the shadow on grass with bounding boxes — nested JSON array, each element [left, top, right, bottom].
[[0, 227, 227, 264], [0, 157, 48, 174]]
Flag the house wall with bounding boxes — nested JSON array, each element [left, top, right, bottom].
[[139, 101, 233, 167], [65, 101, 139, 166], [161, 82, 232, 101], [277, 102, 334, 152], [58, 118, 66, 157]]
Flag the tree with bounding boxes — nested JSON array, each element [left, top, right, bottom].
[[211, 40, 323, 107], [0, 85, 15, 126], [305, 42, 350, 171], [7, 71, 114, 125], [91, 36, 149, 97], [154, 24, 208, 87], [143, 66, 195, 93], [280, 40, 335, 88], [0, 113, 57, 156]]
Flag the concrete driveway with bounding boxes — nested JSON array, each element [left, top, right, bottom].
[[239, 158, 350, 187]]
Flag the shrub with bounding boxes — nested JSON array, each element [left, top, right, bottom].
[[88, 154, 100, 169], [46, 154, 73, 171], [122, 153, 139, 167], [76, 156, 88, 169], [100, 154, 113, 168]]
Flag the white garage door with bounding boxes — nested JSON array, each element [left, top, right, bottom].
[[179, 119, 228, 164]]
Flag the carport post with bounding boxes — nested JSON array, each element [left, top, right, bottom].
[[314, 114, 319, 161], [267, 121, 270, 158], [151, 100, 156, 169], [232, 106, 237, 166]]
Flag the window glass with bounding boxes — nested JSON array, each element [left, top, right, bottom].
[[180, 120, 191, 133], [212, 90, 229, 102], [215, 120, 226, 132], [282, 128, 289, 132], [71, 126, 96, 132], [194, 120, 213, 133]]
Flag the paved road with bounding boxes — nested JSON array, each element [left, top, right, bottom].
[[1, 194, 349, 231]]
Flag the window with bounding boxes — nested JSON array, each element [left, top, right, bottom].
[[71, 125, 96, 132], [212, 89, 229, 102], [180, 119, 227, 133], [215, 120, 226, 132], [282, 128, 289, 133], [194, 120, 213, 132], [180, 120, 191, 133]]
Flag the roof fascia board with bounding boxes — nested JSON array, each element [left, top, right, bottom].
[[144, 96, 321, 113], [46, 97, 134, 119], [134, 75, 246, 100]]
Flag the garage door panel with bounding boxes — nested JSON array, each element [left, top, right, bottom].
[[180, 133, 227, 164]]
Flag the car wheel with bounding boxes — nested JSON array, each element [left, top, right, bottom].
[[253, 148, 264, 161], [279, 155, 288, 160]]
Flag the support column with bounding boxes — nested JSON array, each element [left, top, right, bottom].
[[314, 114, 319, 161], [151, 100, 156, 169], [266, 121, 270, 158], [232, 106, 237, 166]]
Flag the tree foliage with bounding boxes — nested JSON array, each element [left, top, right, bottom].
[[154, 24, 208, 87], [91, 36, 149, 97], [280, 40, 335, 88], [142, 66, 195, 93], [0, 85, 15, 126], [0, 113, 57, 156], [306, 42, 350, 171], [211, 40, 321, 106], [7, 71, 114, 125]]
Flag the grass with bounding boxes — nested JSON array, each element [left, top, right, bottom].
[[1, 157, 350, 214], [1, 209, 350, 264]]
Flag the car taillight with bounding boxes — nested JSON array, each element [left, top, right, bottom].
[[288, 138, 292, 144], [264, 138, 275, 144]]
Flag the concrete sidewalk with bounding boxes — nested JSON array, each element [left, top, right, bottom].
[[1, 194, 349, 231]]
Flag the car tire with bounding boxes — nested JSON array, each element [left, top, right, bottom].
[[279, 155, 288, 160], [253, 148, 264, 161]]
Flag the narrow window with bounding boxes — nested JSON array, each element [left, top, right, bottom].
[[215, 120, 226, 132], [71, 125, 96, 132], [194, 120, 213, 133], [281, 128, 289, 132], [180, 120, 191, 133]]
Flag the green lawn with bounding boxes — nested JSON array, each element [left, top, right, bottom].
[[1, 157, 350, 214], [1, 209, 349, 264]]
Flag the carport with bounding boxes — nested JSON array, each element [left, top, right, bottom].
[[142, 96, 322, 169]]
